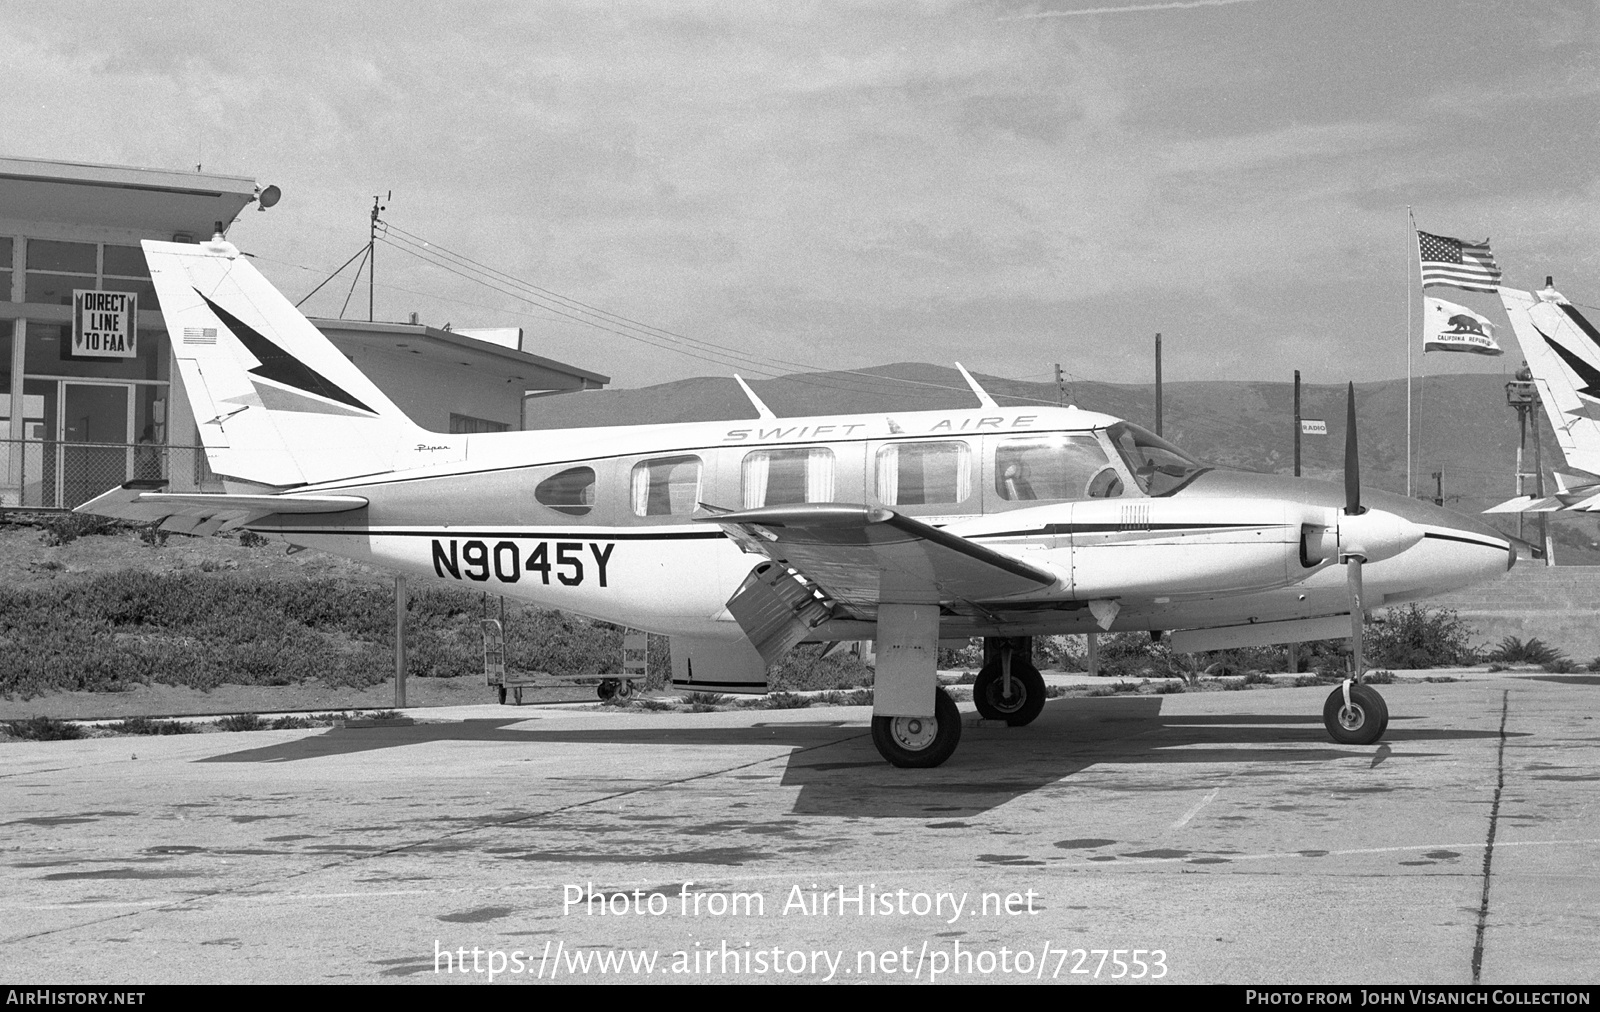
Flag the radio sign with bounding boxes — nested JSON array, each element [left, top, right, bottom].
[[1300, 419, 1328, 435], [72, 290, 137, 358]]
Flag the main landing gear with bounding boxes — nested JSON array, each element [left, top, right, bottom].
[[972, 637, 1046, 726], [1322, 679, 1389, 745], [868, 636, 1048, 769], [872, 688, 962, 768]]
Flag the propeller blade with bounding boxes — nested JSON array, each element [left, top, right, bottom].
[[1347, 555, 1365, 679], [1344, 381, 1363, 515]]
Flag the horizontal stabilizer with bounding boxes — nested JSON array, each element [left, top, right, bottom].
[[76, 482, 367, 533], [1484, 495, 1560, 514]]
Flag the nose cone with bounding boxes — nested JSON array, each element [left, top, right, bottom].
[[1179, 469, 1516, 592]]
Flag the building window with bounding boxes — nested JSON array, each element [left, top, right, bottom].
[[630, 455, 701, 516], [1, 237, 12, 302], [448, 413, 510, 434], [874, 441, 972, 506], [742, 448, 834, 508], [20, 239, 156, 307], [25, 239, 95, 306]]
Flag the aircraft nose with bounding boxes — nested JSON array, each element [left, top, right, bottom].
[[1178, 469, 1517, 586]]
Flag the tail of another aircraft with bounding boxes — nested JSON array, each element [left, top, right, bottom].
[[144, 236, 463, 490], [1498, 282, 1600, 479]]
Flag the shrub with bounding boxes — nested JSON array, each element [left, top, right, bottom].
[[1486, 636, 1567, 667], [1366, 605, 1479, 668], [815, 688, 873, 706], [37, 513, 124, 547], [5, 716, 84, 740], [937, 638, 982, 668], [1155, 680, 1186, 694], [108, 717, 197, 735], [769, 647, 873, 690], [1364, 670, 1395, 685], [215, 713, 265, 732], [752, 691, 811, 709]]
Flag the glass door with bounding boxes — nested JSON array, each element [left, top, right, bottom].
[[59, 382, 130, 509]]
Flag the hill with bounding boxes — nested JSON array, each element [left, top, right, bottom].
[[526, 363, 1600, 564]]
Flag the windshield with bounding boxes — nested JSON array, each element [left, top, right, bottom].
[[1106, 423, 1208, 496]]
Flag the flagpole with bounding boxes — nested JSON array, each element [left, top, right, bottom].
[[1406, 207, 1415, 498]]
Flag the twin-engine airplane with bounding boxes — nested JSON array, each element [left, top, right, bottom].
[[80, 236, 1516, 768], [1490, 280, 1600, 515]]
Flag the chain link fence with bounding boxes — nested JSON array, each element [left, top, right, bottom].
[[0, 439, 212, 510]]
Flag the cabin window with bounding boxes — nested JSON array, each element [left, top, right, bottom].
[[995, 435, 1123, 501], [874, 441, 971, 506], [535, 466, 596, 516], [630, 455, 702, 516], [741, 448, 835, 508]]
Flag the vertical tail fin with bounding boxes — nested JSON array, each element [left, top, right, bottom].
[[1498, 283, 1600, 477], [146, 237, 462, 488]]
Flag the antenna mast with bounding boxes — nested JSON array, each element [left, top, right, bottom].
[[369, 191, 388, 322]]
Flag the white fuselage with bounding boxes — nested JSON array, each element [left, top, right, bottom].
[[248, 404, 1513, 643]]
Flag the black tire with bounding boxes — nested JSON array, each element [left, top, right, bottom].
[[871, 687, 962, 768], [597, 679, 619, 701], [1323, 683, 1388, 745], [497, 685, 507, 705], [972, 660, 1048, 726], [615, 679, 634, 699]]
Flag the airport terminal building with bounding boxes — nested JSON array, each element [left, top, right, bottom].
[[0, 156, 606, 508]]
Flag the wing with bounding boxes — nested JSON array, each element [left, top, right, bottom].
[[696, 503, 1060, 662], [76, 481, 368, 536]]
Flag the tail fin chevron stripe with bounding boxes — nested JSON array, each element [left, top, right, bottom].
[[144, 237, 463, 489], [196, 291, 377, 414], [1499, 284, 1600, 477]]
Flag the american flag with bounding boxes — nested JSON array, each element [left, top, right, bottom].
[[1417, 230, 1501, 293]]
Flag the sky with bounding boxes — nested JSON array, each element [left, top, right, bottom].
[[2, 0, 1596, 391]]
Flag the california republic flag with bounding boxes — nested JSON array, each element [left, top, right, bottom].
[[1423, 297, 1502, 355]]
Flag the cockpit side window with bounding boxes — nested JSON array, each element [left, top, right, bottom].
[[1107, 423, 1207, 496], [994, 435, 1124, 501], [535, 466, 596, 516]]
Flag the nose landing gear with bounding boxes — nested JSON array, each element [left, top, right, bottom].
[[1323, 680, 1389, 745]]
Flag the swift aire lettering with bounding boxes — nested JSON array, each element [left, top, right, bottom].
[[721, 415, 1040, 442], [432, 539, 615, 587]]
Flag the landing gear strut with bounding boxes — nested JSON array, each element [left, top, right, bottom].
[[871, 688, 961, 768], [972, 637, 1046, 726]]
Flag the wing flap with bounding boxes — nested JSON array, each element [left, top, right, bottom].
[[696, 503, 1059, 610]]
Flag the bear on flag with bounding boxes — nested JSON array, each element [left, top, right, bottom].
[[1423, 296, 1502, 355]]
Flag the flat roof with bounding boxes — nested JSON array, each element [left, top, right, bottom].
[[311, 318, 610, 387], [0, 155, 259, 237]]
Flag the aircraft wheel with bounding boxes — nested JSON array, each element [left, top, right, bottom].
[[597, 678, 620, 701], [871, 688, 961, 768], [972, 660, 1047, 726], [1323, 683, 1388, 745], [497, 685, 507, 705], [615, 679, 634, 699]]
